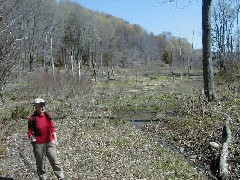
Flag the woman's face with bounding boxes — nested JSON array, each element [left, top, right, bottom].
[[34, 102, 45, 114]]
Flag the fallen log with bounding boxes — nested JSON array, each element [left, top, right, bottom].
[[219, 114, 232, 180], [208, 141, 220, 179]]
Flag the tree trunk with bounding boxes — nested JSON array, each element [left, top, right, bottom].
[[29, 51, 34, 71], [0, 16, 2, 31], [100, 52, 103, 74], [170, 51, 175, 83], [70, 50, 74, 76], [50, 33, 55, 75], [78, 52, 82, 81], [202, 0, 215, 102], [44, 34, 48, 71]]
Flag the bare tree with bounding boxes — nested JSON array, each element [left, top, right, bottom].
[[0, 0, 24, 102], [202, 0, 215, 101], [212, 0, 240, 71], [159, 0, 215, 101]]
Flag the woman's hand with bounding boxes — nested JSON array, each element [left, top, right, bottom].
[[55, 140, 59, 147], [30, 136, 36, 143]]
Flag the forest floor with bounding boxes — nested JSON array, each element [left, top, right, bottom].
[[0, 67, 239, 179]]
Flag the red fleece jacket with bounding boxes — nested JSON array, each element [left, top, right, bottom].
[[27, 112, 56, 144]]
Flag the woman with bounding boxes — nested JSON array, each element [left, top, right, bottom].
[[27, 98, 64, 180]]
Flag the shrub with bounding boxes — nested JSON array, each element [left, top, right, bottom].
[[11, 105, 31, 119]]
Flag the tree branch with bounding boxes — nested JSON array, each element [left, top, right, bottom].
[[219, 114, 232, 179]]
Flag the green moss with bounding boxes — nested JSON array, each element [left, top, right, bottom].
[[0, 146, 6, 155], [114, 93, 183, 113], [149, 75, 168, 81], [110, 137, 132, 148], [97, 79, 138, 88], [109, 119, 126, 127]]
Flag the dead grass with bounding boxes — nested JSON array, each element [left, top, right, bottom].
[[0, 67, 223, 179]]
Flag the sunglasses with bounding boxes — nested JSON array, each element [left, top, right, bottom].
[[35, 102, 46, 107], [39, 102, 46, 107]]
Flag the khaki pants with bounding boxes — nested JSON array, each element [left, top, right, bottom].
[[34, 141, 64, 180]]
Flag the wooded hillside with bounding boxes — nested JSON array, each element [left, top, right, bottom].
[[0, 0, 197, 82]]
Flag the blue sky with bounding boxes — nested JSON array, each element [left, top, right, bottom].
[[74, 0, 202, 49]]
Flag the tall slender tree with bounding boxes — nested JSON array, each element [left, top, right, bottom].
[[202, 0, 215, 101], [159, 0, 215, 101]]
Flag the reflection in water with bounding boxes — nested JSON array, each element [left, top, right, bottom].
[[129, 119, 160, 129], [115, 109, 206, 173]]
